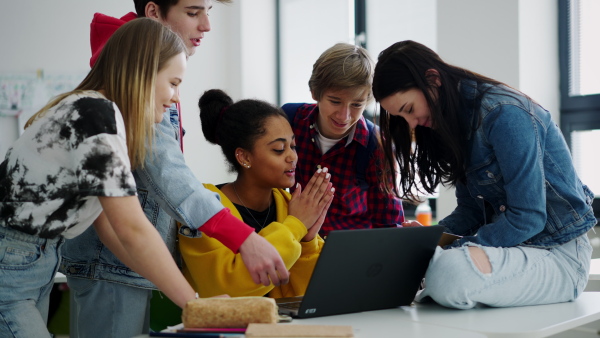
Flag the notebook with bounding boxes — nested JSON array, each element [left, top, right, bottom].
[[276, 226, 444, 318]]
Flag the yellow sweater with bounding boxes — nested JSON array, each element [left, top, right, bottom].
[[179, 184, 324, 298]]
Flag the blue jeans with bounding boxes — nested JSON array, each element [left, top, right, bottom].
[[417, 233, 593, 309], [0, 226, 63, 338], [68, 277, 152, 338]]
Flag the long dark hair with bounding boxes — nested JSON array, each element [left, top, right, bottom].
[[199, 89, 287, 173], [373, 40, 504, 201]]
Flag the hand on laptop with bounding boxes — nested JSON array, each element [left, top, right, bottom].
[[401, 220, 424, 227], [288, 167, 335, 240]]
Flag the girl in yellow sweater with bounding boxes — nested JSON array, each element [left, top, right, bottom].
[[179, 89, 334, 298]]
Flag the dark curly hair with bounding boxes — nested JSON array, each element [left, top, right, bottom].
[[199, 89, 288, 172]]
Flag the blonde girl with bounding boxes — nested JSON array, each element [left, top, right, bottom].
[[0, 18, 196, 337]]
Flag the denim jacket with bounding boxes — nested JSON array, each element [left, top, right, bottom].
[[60, 109, 226, 289], [440, 80, 596, 248]]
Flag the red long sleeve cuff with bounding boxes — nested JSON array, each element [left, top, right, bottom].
[[200, 208, 254, 253]]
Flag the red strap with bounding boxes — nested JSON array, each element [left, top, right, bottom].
[[201, 209, 254, 253]]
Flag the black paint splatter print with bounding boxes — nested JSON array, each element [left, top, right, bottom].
[[0, 91, 137, 239]]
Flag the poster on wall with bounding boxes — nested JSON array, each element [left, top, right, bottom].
[[0, 70, 86, 134]]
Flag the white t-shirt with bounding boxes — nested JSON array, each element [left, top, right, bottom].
[[315, 124, 357, 154], [0, 91, 137, 239]]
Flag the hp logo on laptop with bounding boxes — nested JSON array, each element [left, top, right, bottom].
[[305, 308, 317, 314], [366, 263, 383, 277]]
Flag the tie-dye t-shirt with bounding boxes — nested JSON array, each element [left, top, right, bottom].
[[0, 91, 137, 239]]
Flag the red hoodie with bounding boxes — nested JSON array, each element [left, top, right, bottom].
[[89, 12, 138, 67]]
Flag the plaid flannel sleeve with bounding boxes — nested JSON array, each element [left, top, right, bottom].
[[366, 148, 404, 227]]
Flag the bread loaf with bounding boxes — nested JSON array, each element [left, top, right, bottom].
[[182, 297, 279, 328]]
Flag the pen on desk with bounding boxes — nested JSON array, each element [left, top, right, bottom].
[[149, 331, 228, 338]]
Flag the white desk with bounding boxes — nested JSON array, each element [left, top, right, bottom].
[[290, 307, 486, 337], [141, 315, 484, 338], [141, 293, 600, 338], [293, 292, 600, 338], [584, 258, 600, 292]]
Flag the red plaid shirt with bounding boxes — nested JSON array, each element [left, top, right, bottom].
[[289, 104, 404, 237]]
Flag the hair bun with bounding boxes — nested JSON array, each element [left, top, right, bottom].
[[199, 89, 233, 145]]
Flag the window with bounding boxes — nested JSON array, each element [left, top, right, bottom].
[[571, 129, 600, 195], [559, 0, 600, 219], [559, 0, 600, 110], [567, 0, 600, 97]]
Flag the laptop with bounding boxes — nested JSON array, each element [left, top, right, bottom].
[[276, 226, 444, 318]]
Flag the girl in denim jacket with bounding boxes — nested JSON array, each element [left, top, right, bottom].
[[372, 40, 596, 309]]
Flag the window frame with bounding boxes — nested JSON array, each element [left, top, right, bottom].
[[558, 0, 600, 148], [558, 0, 600, 219]]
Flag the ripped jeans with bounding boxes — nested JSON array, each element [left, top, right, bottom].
[[416, 233, 593, 309]]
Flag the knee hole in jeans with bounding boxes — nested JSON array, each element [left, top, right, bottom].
[[468, 247, 492, 274]]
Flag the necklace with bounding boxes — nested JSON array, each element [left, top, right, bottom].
[[232, 182, 271, 230]]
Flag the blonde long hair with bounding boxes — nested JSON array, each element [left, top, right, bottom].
[[26, 18, 186, 169]]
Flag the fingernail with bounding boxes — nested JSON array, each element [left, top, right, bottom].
[[322, 167, 328, 173], [317, 168, 322, 173], [325, 173, 330, 179], [331, 187, 335, 193]]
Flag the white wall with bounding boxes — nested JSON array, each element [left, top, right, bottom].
[[279, 0, 354, 104], [367, 0, 437, 60], [518, 0, 560, 122], [437, 0, 521, 87]]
